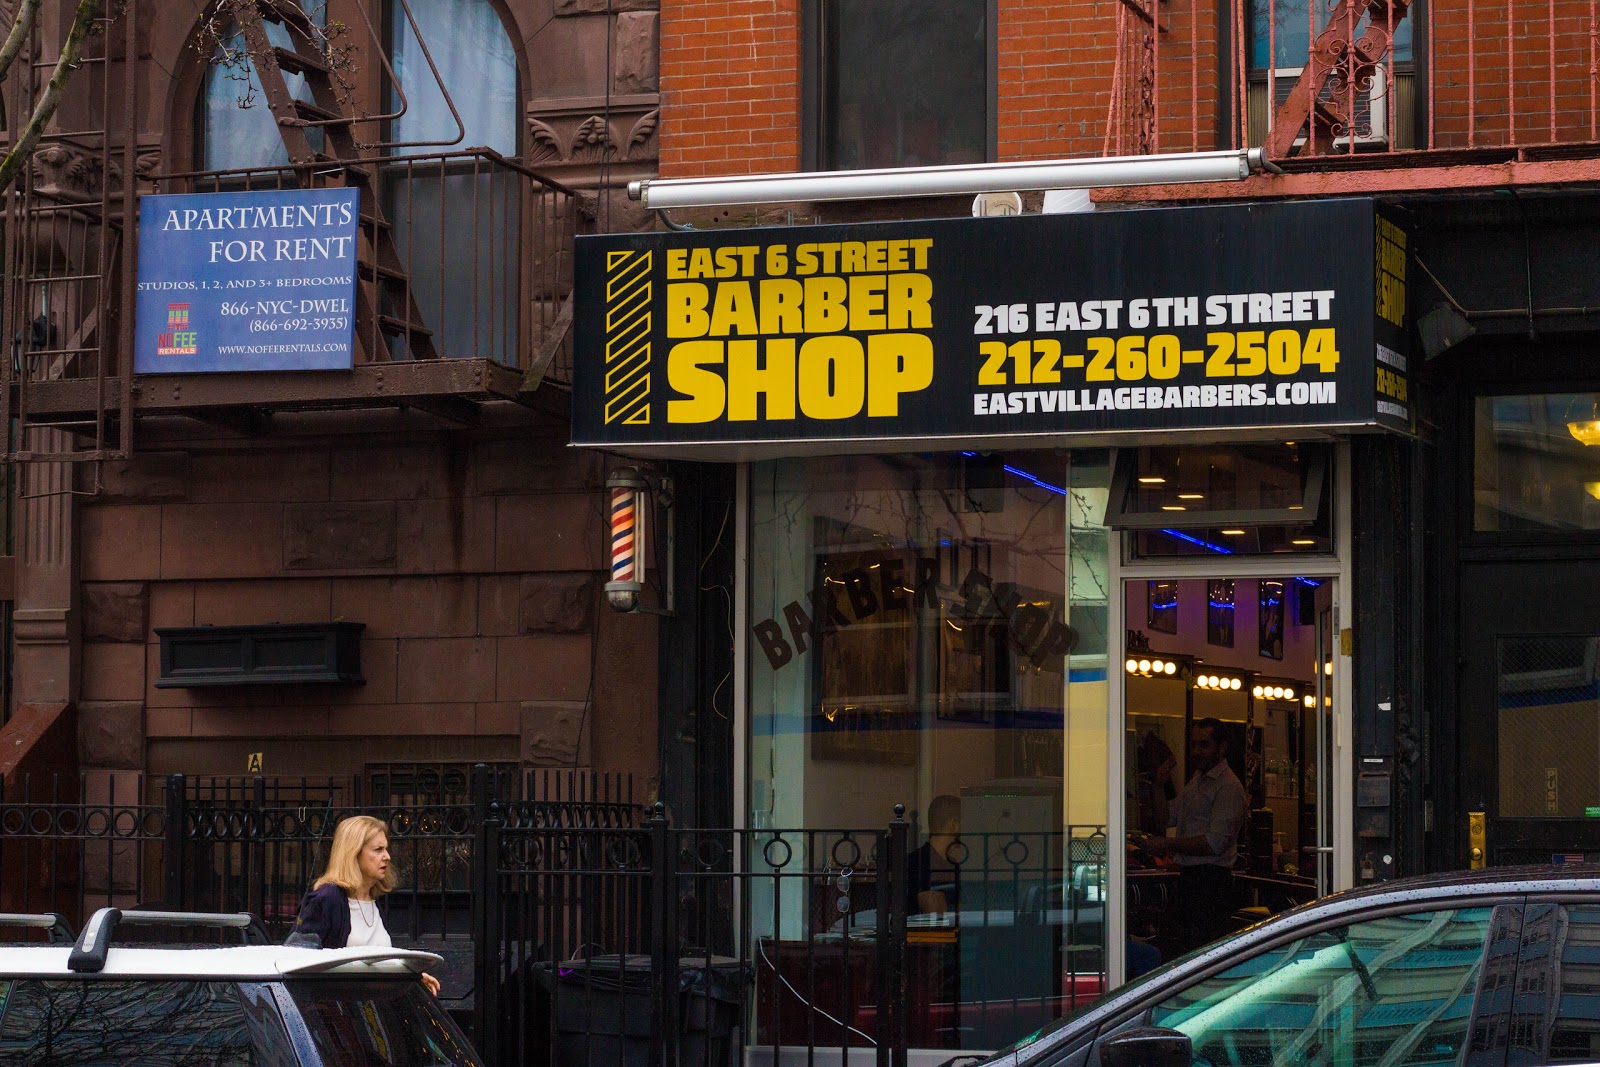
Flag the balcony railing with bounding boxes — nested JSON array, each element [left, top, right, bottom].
[[151, 148, 579, 383], [1, 148, 579, 457], [1110, 0, 1600, 163]]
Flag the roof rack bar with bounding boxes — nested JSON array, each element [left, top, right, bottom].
[[118, 910, 271, 945], [68, 909, 273, 969], [0, 912, 75, 944], [68, 908, 121, 973]]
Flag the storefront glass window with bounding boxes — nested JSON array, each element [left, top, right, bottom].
[[1476, 393, 1600, 532], [1498, 635, 1600, 817], [747, 451, 1109, 1051], [1115, 444, 1334, 557]]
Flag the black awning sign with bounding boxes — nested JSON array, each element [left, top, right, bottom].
[[573, 198, 1411, 455]]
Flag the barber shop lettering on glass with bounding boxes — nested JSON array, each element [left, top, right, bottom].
[[750, 558, 1077, 674]]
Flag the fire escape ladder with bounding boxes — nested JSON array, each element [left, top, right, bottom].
[[234, 0, 438, 362], [0, 0, 138, 464], [1264, 0, 1410, 159]]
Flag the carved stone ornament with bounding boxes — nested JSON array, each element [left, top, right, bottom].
[[524, 96, 660, 168], [30, 143, 121, 200]]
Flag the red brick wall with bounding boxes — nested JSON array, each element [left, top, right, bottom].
[[1429, 0, 1598, 148], [658, 0, 1223, 181], [997, 0, 1115, 160], [660, 0, 802, 177]]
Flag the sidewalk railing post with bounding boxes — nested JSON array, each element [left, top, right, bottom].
[[886, 804, 909, 1067], [249, 775, 267, 918], [648, 801, 677, 1067], [163, 774, 186, 909], [472, 763, 503, 1066]]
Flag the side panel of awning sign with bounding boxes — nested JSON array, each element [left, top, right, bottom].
[[572, 198, 1410, 455]]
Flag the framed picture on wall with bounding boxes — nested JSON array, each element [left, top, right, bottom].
[[1259, 580, 1285, 660], [1147, 580, 1178, 634], [809, 538, 918, 764], [1206, 578, 1235, 648]]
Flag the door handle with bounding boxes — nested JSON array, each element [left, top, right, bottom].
[[1468, 810, 1487, 870]]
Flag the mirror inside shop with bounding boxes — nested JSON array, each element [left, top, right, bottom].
[[1124, 576, 1331, 976]]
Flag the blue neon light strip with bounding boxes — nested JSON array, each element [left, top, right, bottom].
[[961, 451, 1067, 496], [1159, 528, 1235, 554]]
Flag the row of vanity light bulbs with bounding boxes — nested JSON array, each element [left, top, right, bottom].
[[1124, 656, 1312, 704]]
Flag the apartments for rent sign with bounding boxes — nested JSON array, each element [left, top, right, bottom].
[[134, 188, 359, 373], [572, 198, 1412, 455]]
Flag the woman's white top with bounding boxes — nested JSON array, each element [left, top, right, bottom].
[[346, 898, 392, 948]]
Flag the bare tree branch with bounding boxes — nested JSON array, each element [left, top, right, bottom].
[[0, 0, 104, 196], [0, 0, 42, 87]]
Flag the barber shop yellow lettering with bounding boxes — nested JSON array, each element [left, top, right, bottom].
[[660, 236, 937, 424], [667, 333, 933, 423], [666, 275, 932, 338]]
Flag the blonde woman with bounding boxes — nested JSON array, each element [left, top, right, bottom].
[[292, 815, 441, 995]]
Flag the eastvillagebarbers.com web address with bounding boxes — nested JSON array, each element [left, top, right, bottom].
[[973, 380, 1336, 415], [214, 342, 346, 355]]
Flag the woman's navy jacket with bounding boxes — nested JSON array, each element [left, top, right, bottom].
[[291, 883, 351, 949]]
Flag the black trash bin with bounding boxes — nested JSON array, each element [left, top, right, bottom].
[[534, 954, 750, 1067], [677, 956, 747, 1067]]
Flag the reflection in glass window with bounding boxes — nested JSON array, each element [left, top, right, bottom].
[[1532, 905, 1600, 1062], [201, 13, 324, 170], [817, 0, 989, 169], [1119, 443, 1333, 557], [382, 0, 520, 363], [0, 979, 293, 1065], [288, 978, 478, 1066], [1497, 636, 1600, 818], [1475, 393, 1600, 532], [1150, 908, 1493, 1066], [748, 451, 1110, 1050], [389, 0, 517, 152], [1249, 1, 1412, 69]]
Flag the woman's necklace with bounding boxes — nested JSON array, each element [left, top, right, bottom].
[[354, 896, 376, 928]]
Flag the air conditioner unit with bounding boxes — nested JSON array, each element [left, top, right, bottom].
[[1267, 65, 1389, 149]]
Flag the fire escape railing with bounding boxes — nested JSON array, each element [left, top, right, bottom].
[[1, 0, 140, 463], [148, 149, 580, 386], [0, 0, 583, 467], [1108, 0, 1600, 162]]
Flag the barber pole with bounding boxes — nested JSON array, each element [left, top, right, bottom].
[[604, 468, 646, 612], [610, 487, 637, 584]]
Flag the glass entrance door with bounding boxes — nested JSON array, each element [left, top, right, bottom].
[[1459, 561, 1600, 866], [1120, 575, 1337, 976]]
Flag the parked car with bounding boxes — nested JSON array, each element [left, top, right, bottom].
[[0, 908, 481, 1066], [979, 866, 1600, 1067]]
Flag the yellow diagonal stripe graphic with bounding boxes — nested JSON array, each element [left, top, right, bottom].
[[603, 251, 651, 425]]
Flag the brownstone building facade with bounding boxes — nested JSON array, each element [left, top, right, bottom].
[[0, 0, 669, 800]]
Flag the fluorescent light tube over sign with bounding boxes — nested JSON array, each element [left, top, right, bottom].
[[628, 148, 1277, 210]]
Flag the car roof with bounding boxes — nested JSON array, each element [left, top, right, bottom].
[[997, 864, 1600, 1065], [0, 944, 442, 979]]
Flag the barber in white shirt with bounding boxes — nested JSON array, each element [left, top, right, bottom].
[[1143, 717, 1247, 952]]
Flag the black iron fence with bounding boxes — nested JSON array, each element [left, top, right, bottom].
[[0, 770, 1108, 1067]]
